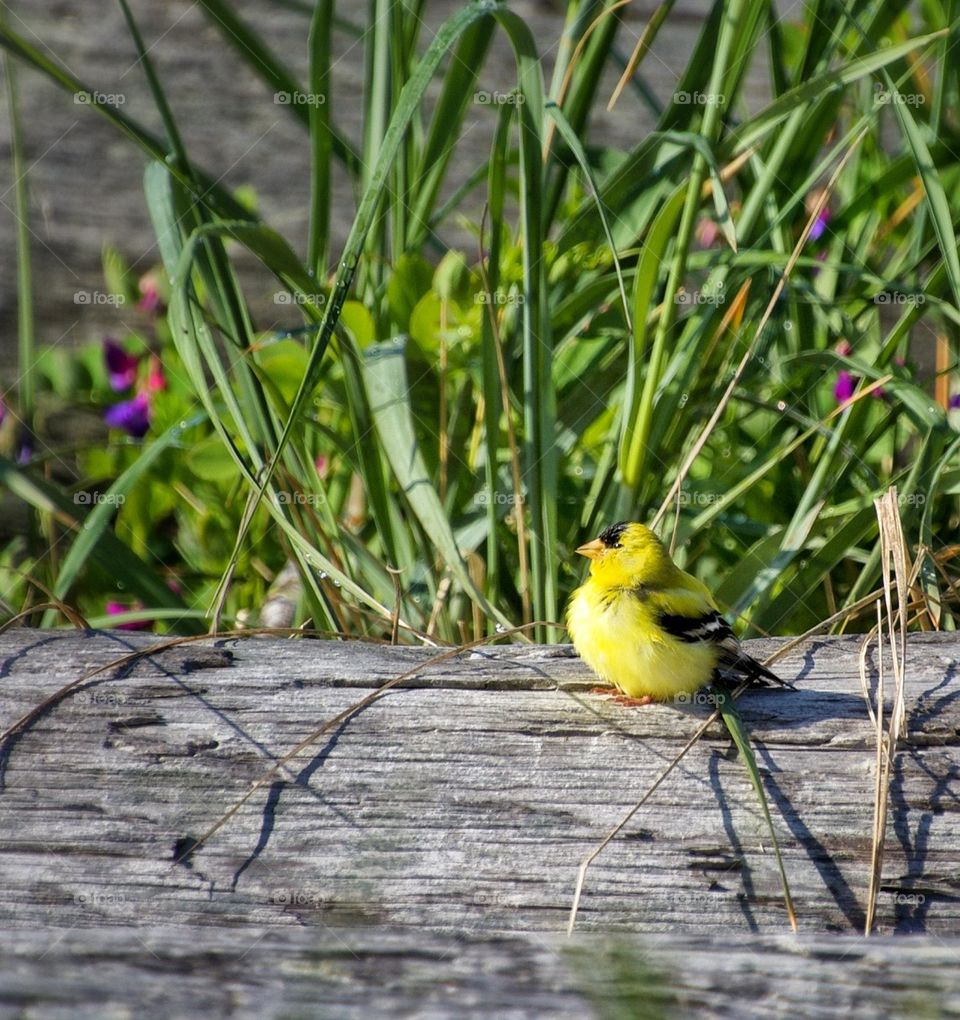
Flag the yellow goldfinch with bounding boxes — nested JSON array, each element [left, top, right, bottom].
[[566, 521, 792, 704]]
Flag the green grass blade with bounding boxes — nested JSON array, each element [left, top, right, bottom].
[[408, 16, 496, 249], [729, 32, 946, 153], [256, 2, 544, 624], [495, 7, 555, 638], [277, 0, 507, 435], [116, 0, 189, 167], [714, 687, 797, 932], [884, 71, 960, 310], [2, 50, 34, 423], [621, 0, 748, 509], [479, 104, 514, 606], [545, 100, 630, 326], [363, 339, 513, 631], [542, 0, 622, 225], [618, 183, 686, 492], [307, 0, 334, 276]]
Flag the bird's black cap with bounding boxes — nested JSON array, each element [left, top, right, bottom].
[[598, 522, 629, 548]]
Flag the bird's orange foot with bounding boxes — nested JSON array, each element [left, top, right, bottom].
[[589, 686, 655, 707], [611, 693, 656, 707]]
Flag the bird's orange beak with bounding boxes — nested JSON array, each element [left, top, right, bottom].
[[575, 538, 604, 559]]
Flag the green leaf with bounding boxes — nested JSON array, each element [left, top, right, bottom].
[[339, 301, 378, 349], [409, 291, 482, 361], [387, 253, 434, 331], [254, 339, 311, 406], [186, 435, 243, 484]]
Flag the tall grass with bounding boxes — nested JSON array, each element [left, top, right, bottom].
[[1, 0, 958, 642]]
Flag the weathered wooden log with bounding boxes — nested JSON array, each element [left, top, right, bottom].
[[1, 629, 958, 1016]]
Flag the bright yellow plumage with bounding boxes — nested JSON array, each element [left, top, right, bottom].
[[566, 521, 787, 704]]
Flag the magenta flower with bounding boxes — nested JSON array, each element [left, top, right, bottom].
[[106, 601, 152, 631], [104, 338, 140, 391], [146, 355, 166, 392], [105, 392, 150, 437], [138, 272, 164, 316], [834, 370, 856, 403], [696, 218, 719, 248]]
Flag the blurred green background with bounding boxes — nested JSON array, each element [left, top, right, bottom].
[[1, 0, 958, 642]]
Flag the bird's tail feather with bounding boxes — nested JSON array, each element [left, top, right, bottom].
[[716, 648, 795, 690]]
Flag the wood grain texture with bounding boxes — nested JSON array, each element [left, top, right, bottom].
[[0, 629, 958, 1016], [2, 927, 960, 1019]]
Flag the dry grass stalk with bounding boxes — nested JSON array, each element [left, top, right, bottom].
[[861, 487, 909, 935]]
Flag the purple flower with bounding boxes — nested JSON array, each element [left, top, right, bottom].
[[103, 338, 140, 391], [834, 370, 856, 403], [809, 207, 830, 242], [950, 393, 960, 410], [104, 393, 150, 437]]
